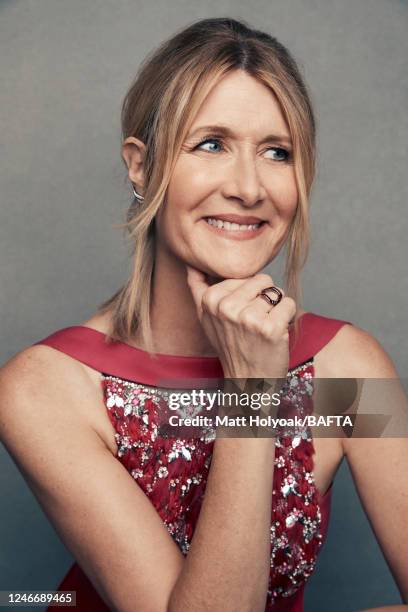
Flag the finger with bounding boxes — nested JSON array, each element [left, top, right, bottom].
[[186, 265, 250, 315], [262, 297, 297, 335], [186, 265, 207, 290], [235, 288, 288, 329], [185, 265, 209, 317], [218, 274, 284, 320], [235, 294, 275, 329], [198, 277, 251, 315]]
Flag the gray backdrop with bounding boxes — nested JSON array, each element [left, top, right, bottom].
[[0, 1, 407, 610]]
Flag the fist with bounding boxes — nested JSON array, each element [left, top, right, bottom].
[[185, 265, 297, 379]]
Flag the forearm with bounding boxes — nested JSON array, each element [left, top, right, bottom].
[[168, 437, 275, 612]]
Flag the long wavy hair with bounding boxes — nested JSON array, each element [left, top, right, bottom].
[[97, 17, 316, 355]]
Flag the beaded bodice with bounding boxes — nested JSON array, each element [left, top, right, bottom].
[[102, 358, 324, 608]]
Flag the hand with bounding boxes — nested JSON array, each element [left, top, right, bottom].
[[185, 265, 296, 379]]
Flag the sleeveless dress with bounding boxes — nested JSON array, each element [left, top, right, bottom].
[[32, 312, 350, 612]]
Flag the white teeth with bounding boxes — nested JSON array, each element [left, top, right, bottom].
[[205, 218, 261, 231]]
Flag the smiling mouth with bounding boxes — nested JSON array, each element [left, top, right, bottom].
[[202, 217, 267, 239], [205, 217, 263, 231], [204, 215, 265, 232]]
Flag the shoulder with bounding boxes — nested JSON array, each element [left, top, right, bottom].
[[0, 344, 101, 445], [0, 343, 94, 390], [310, 314, 398, 378]]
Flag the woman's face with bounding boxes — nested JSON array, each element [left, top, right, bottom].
[[156, 69, 298, 279]]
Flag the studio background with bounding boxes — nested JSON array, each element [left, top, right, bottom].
[[0, 1, 407, 610]]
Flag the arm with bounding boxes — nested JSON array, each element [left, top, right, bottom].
[[322, 325, 408, 606], [346, 433, 408, 608], [168, 436, 275, 612], [0, 346, 274, 612]]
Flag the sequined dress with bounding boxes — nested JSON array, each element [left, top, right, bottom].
[[32, 312, 350, 612]]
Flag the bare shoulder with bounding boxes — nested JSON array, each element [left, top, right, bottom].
[[0, 343, 94, 401], [0, 344, 84, 402], [313, 320, 402, 463], [314, 321, 399, 379], [0, 344, 116, 454]]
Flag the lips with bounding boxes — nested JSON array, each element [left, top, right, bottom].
[[203, 214, 265, 225], [202, 216, 268, 240]]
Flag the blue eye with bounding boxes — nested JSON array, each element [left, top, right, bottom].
[[195, 138, 223, 153], [265, 147, 290, 161]]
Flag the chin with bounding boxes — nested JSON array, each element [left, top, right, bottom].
[[201, 261, 265, 281]]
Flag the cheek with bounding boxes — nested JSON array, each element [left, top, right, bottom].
[[267, 172, 298, 219], [156, 159, 209, 251], [166, 155, 217, 213]]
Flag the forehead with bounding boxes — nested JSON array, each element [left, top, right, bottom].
[[189, 70, 289, 137]]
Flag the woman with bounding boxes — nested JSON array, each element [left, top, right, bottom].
[[0, 17, 407, 612]]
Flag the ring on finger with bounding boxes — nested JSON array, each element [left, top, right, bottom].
[[258, 286, 284, 307]]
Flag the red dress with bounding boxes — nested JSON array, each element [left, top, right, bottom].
[[33, 312, 350, 611]]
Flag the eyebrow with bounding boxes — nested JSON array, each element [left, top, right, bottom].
[[187, 123, 293, 146]]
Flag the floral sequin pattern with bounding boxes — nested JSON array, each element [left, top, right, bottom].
[[102, 359, 324, 605], [102, 376, 214, 554], [267, 360, 323, 606]]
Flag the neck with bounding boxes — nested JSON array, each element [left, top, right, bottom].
[[148, 245, 219, 357]]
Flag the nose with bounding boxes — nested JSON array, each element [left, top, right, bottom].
[[221, 149, 266, 207]]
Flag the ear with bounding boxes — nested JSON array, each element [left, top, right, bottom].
[[122, 136, 146, 192]]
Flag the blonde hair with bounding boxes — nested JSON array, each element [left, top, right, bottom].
[[97, 17, 316, 355]]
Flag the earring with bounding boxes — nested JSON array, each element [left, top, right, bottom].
[[132, 184, 144, 202]]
